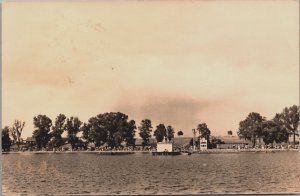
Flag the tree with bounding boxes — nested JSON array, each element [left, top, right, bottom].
[[50, 114, 66, 148], [262, 114, 289, 147], [96, 112, 136, 148], [81, 117, 107, 147], [197, 123, 211, 148], [197, 123, 211, 141], [177, 130, 184, 148], [154, 124, 167, 142], [138, 119, 153, 146], [166, 126, 175, 142], [280, 105, 299, 147], [66, 117, 82, 150], [10, 120, 25, 150], [2, 126, 11, 151], [177, 130, 183, 137], [124, 120, 136, 146], [227, 130, 233, 136], [33, 115, 52, 150], [237, 112, 265, 147]]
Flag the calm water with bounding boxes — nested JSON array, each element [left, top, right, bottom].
[[2, 151, 300, 195]]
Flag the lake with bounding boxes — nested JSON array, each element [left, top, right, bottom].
[[2, 151, 300, 195]]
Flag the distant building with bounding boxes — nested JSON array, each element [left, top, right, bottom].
[[156, 142, 173, 152], [25, 137, 36, 145], [199, 138, 207, 151], [216, 136, 250, 149]]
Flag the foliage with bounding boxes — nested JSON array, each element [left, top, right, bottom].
[[82, 112, 136, 148], [66, 117, 82, 150], [10, 120, 25, 149], [227, 130, 233, 136], [97, 112, 136, 147], [210, 136, 224, 148], [2, 126, 11, 151], [177, 130, 183, 136], [138, 119, 153, 146], [50, 114, 66, 148], [237, 112, 265, 147], [154, 124, 167, 142], [262, 114, 289, 146], [33, 115, 52, 149], [166, 126, 175, 142], [280, 105, 299, 147], [189, 138, 199, 147], [197, 123, 211, 141]]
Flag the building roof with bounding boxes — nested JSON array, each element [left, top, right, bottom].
[[26, 137, 36, 142]]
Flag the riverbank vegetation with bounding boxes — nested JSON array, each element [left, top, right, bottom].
[[2, 105, 299, 151]]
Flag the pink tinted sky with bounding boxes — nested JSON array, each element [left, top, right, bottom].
[[2, 0, 299, 138]]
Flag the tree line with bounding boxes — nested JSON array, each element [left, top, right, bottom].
[[2, 112, 185, 151], [238, 105, 299, 148], [2, 105, 299, 151]]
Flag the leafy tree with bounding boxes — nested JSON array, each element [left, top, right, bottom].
[[177, 130, 184, 148], [138, 119, 153, 146], [197, 123, 212, 148], [2, 126, 11, 151], [211, 136, 224, 148], [50, 114, 66, 148], [95, 112, 136, 147], [123, 120, 136, 146], [66, 117, 82, 150], [33, 115, 52, 150], [280, 105, 299, 147], [154, 124, 167, 142], [227, 130, 233, 136], [166, 126, 175, 142], [10, 120, 25, 150], [177, 130, 183, 137], [82, 117, 107, 147], [237, 112, 265, 147], [262, 114, 289, 147], [197, 123, 211, 141]]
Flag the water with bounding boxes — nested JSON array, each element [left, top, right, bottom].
[[2, 151, 300, 195]]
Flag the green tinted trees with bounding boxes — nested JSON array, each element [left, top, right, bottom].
[[33, 115, 52, 149], [154, 124, 167, 142], [138, 119, 153, 146], [2, 126, 11, 151]]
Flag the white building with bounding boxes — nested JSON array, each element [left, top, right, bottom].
[[156, 142, 173, 152], [199, 138, 207, 151]]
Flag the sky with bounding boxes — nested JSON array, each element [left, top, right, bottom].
[[2, 0, 299, 138]]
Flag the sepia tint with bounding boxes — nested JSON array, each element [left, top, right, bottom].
[[2, 0, 300, 195]]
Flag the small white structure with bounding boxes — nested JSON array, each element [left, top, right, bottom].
[[157, 142, 173, 152], [199, 138, 207, 151]]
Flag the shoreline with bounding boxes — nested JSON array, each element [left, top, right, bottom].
[[2, 149, 299, 155]]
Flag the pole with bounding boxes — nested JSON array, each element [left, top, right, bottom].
[[192, 129, 196, 151]]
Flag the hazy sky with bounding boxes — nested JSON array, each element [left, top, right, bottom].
[[3, 0, 299, 138]]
